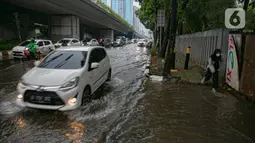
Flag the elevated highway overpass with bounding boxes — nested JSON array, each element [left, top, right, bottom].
[[1, 0, 142, 41]]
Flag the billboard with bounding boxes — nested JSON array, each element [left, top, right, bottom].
[[226, 35, 239, 91]]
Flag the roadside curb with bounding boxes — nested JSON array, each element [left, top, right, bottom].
[[0, 51, 13, 60]]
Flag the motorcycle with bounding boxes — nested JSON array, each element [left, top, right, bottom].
[[22, 47, 40, 62]]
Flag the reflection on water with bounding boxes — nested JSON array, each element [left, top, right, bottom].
[[65, 121, 85, 143], [17, 118, 26, 128]]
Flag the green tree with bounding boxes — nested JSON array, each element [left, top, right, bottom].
[[182, 0, 235, 33], [163, 0, 178, 79]]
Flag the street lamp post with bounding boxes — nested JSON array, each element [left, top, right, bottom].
[[239, 0, 250, 77]]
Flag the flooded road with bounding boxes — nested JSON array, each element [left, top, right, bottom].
[[0, 44, 255, 143], [0, 44, 149, 143]]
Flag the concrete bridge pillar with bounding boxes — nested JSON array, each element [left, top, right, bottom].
[[99, 29, 114, 41], [50, 15, 80, 41]]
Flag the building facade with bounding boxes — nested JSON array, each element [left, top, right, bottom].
[[102, 0, 133, 25], [118, 0, 124, 18], [111, 0, 119, 14], [101, 0, 149, 37], [124, 0, 133, 25]]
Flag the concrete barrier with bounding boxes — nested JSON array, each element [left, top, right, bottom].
[[0, 51, 13, 60], [0, 52, 2, 61]]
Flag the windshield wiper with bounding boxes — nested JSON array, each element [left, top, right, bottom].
[[39, 53, 63, 68], [54, 54, 74, 69]]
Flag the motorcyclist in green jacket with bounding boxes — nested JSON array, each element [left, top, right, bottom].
[[27, 38, 37, 58]]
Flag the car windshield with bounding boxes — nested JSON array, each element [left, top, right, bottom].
[[38, 51, 87, 69], [19, 40, 31, 46], [58, 40, 70, 44]]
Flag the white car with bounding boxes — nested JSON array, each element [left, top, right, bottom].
[[87, 39, 99, 46], [16, 46, 112, 111], [12, 39, 55, 59], [137, 39, 147, 47], [54, 38, 81, 48]]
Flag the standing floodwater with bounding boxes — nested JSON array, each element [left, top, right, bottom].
[[0, 44, 254, 143]]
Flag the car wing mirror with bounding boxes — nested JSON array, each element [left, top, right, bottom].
[[34, 61, 40, 66], [91, 62, 99, 69]]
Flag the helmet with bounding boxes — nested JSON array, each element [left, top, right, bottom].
[[31, 38, 35, 43]]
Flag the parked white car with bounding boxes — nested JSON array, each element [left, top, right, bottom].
[[54, 38, 80, 48], [137, 39, 147, 47], [87, 39, 99, 46], [12, 39, 55, 59], [16, 46, 112, 111]]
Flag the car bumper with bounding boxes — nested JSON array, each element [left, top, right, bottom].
[[12, 51, 25, 58], [138, 43, 145, 47], [16, 85, 82, 111]]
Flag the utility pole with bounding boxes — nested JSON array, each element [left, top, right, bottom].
[[153, 0, 157, 44], [239, 0, 249, 78]]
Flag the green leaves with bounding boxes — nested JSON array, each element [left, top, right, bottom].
[[138, 0, 236, 33]]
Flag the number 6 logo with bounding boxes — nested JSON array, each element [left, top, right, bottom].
[[225, 8, 245, 29]]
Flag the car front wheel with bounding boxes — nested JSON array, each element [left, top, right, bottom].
[[82, 87, 91, 106]]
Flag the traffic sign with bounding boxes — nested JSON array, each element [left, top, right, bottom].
[[225, 8, 245, 29]]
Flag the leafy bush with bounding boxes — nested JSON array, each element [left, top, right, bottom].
[[150, 44, 157, 57], [0, 40, 20, 51], [97, 1, 135, 31]]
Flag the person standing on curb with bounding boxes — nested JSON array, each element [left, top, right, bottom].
[[201, 49, 222, 92]]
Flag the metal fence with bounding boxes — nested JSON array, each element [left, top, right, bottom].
[[175, 28, 229, 79]]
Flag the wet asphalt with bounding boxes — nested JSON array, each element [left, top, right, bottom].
[[0, 44, 255, 143]]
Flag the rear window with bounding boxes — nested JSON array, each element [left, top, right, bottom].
[[44, 41, 51, 45], [58, 40, 70, 44], [19, 41, 31, 46], [38, 51, 87, 69]]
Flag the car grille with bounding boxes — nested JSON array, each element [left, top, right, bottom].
[[13, 51, 23, 56], [24, 90, 65, 106]]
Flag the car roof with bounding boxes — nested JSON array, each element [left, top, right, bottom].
[[61, 38, 78, 40], [24, 39, 51, 41], [56, 46, 103, 52], [35, 39, 52, 42]]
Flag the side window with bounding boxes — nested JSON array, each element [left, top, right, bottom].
[[72, 40, 79, 43], [37, 41, 44, 47], [44, 41, 50, 46], [98, 49, 106, 60], [89, 49, 100, 63]]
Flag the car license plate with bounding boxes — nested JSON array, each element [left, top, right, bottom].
[[30, 95, 51, 102]]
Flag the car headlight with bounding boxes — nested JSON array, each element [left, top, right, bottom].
[[59, 77, 79, 91], [18, 80, 27, 89], [17, 94, 23, 99]]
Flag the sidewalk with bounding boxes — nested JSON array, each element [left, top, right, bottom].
[[150, 52, 205, 84]]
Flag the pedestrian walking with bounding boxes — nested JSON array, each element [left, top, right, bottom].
[[201, 49, 222, 92]]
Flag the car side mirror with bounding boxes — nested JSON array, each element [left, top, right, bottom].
[[34, 61, 40, 66], [91, 62, 99, 69]]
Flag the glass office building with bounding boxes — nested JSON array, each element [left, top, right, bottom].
[[123, 0, 133, 25], [102, 0, 134, 25], [111, 0, 119, 14]]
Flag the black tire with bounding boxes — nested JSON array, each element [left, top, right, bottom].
[[107, 69, 111, 81], [81, 86, 91, 106]]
